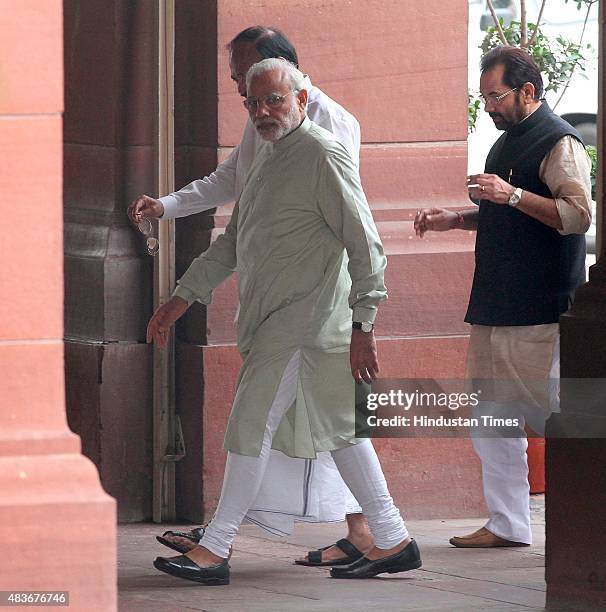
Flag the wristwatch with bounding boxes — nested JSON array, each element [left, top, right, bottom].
[[353, 321, 374, 332], [508, 187, 523, 207]]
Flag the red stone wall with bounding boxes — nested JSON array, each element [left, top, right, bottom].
[[0, 0, 116, 607]]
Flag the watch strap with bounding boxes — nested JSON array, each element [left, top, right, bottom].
[[508, 187, 523, 207]]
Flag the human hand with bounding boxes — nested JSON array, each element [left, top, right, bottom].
[[467, 174, 515, 204], [414, 208, 457, 237], [146, 296, 189, 348], [350, 330, 379, 384], [128, 194, 165, 224]]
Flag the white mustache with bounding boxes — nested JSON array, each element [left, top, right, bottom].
[[255, 119, 280, 127]]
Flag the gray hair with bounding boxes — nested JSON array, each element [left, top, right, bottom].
[[245, 58, 306, 92]]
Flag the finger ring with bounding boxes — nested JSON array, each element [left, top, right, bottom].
[[481, 185, 485, 191]]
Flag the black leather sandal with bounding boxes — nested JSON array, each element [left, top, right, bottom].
[[156, 526, 206, 554], [295, 538, 364, 567], [154, 554, 230, 585]]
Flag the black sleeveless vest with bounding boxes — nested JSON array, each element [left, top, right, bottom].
[[465, 103, 586, 326]]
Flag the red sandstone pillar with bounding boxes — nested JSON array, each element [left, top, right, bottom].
[[0, 1, 116, 609]]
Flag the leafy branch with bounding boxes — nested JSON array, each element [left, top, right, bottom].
[[468, 0, 596, 132], [586, 145, 597, 199], [480, 21, 589, 96], [486, 0, 508, 44], [552, 0, 597, 109], [527, 0, 547, 47]]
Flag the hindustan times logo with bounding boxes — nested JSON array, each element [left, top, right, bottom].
[[366, 389, 480, 412]]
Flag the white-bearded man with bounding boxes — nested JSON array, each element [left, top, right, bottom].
[[129, 26, 373, 567], [148, 58, 422, 585]]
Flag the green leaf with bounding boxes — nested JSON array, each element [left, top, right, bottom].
[[478, 10, 593, 98]]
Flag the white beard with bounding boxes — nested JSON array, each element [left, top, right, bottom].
[[255, 104, 302, 142]]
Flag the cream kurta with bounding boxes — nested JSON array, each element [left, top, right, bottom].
[[174, 117, 386, 458]]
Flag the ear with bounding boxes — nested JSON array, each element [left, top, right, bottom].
[[520, 82, 536, 103], [296, 88, 308, 109]]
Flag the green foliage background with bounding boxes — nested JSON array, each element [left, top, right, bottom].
[[468, 0, 597, 133]]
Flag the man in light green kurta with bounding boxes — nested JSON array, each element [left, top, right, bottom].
[[173, 108, 386, 461], [150, 58, 421, 585]]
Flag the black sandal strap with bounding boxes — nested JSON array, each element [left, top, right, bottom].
[[334, 538, 363, 559], [160, 526, 205, 543], [189, 526, 206, 540], [307, 550, 324, 564]]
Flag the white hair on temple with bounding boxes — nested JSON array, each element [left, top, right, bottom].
[[246, 57, 306, 91]]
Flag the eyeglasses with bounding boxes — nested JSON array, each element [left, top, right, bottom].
[[480, 87, 517, 106], [243, 90, 298, 112], [137, 218, 159, 256]]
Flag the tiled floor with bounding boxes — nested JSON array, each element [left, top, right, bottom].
[[118, 495, 546, 611]]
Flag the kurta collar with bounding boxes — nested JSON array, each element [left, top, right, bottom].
[[272, 115, 312, 151], [302, 74, 313, 91], [302, 75, 320, 106]]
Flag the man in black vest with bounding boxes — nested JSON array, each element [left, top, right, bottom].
[[414, 46, 592, 548]]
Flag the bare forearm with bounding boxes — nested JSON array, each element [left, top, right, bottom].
[[415, 207, 478, 236], [468, 173, 563, 230], [515, 191, 563, 230], [456, 208, 479, 230]]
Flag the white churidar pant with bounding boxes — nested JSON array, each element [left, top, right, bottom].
[[200, 350, 407, 558]]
